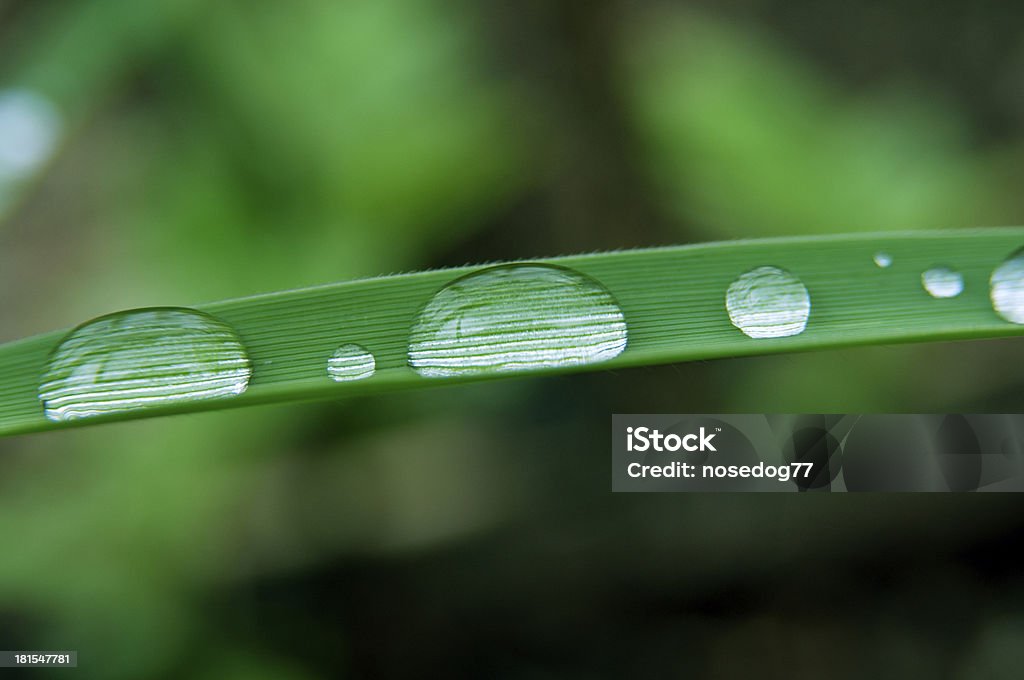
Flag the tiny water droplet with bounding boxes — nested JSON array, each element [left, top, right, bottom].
[[39, 308, 251, 421], [726, 266, 810, 339], [990, 250, 1024, 324], [327, 343, 375, 382], [922, 267, 963, 299], [408, 264, 627, 378], [0, 89, 61, 183], [874, 252, 893, 268]]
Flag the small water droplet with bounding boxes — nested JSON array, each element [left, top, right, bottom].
[[922, 267, 963, 299], [874, 252, 893, 268], [408, 264, 627, 378], [990, 250, 1024, 324], [39, 308, 251, 421], [327, 343, 375, 382], [726, 266, 810, 339], [0, 89, 61, 183]]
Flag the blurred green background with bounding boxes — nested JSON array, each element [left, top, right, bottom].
[[3, 1, 1024, 678]]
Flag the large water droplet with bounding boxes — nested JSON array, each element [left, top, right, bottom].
[[327, 343, 375, 382], [874, 252, 893, 268], [408, 264, 627, 378], [990, 250, 1024, 324], [922, 266, 963, 299], [726, 266, 810, 339], [0, 89, 61, 183], [39, 308, 251, 421]]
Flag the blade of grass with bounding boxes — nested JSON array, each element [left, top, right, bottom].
[[2, 228, 1024, 435]]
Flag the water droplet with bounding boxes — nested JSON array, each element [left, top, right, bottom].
[[990, 250, 1024, 324], [922, 266, 963, 299], [0, 89, 61, 183], [39, 308, 251, 421], [726, 266, 810, 339], [408, 264, 627, 378], [327, 343, 375, 382], [874, 252, 893, 268]]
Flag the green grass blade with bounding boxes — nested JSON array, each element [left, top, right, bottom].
[[2, 228, 1024, 435]]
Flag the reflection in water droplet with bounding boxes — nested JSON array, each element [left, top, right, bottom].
[[0, 89, 61, 183], [408, 264, 627, 378], [991, 250, 1024, 324], [922, 266, 963, 299], [39, 308, 251, 421], [726, 266, 810, 339], [874, 252, 893, 268], [327, 343, 375, 382]]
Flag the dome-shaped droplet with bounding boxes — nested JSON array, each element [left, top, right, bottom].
[[873, 252, 893, 268], [327, 343, 375, 382], [726, 266, 810, 339], [991, 250, 1024, 324], [408, 264, 627, 378], [922, 266, 963, 299], [39, 308, 251, 421]]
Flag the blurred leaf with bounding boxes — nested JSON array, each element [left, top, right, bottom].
[[624, 11, 1016, 237]]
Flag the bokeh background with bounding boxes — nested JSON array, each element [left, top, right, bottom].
[[3, 1, 1024, 677]]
